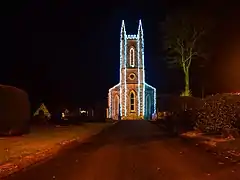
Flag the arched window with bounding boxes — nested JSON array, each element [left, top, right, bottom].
[[130, 47, 135, 67], [114, 95, 119, 117], [130, 91, 135, 112]]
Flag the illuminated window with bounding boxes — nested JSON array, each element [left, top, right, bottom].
[[130, 91, 135, 112], [130, 47, 135, 67]]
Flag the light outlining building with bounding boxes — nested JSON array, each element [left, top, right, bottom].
[[108, 20, 156, 120]]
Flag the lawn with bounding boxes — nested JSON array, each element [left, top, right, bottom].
[[0, 122, 112, 177]]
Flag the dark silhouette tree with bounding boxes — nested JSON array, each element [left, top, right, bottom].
[[162, 10, 211, 96]]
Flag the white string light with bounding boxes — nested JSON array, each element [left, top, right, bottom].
[[137, 30, 141, 116], [108, 20, 156, 119], [145, 83, 157, 115], [108, 83, 120, 118]]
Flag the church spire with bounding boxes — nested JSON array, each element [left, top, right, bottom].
[[138, 19, 143, 38], [121, 20, 126, 36]]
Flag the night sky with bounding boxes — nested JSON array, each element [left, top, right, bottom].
[[1, 0, 240, 108]]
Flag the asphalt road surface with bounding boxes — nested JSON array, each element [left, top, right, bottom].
[[3, 120, 240, 180]]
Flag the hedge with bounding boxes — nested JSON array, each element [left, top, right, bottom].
[[0, 85, 31, 135], [159, 95, 203, 134], [159, 94, 240, 135], [195, 94, 240, 133]]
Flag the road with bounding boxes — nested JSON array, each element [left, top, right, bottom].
[[3, 120, 240, 180]]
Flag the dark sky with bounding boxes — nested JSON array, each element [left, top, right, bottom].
[[1, 0, 240, 108]]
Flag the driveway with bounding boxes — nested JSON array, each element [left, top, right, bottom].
[[4, 120, 240, 180]]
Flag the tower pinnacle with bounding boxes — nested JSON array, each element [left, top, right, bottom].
[[138, 19, 143, 38], [121, 20, 126, 34], [138, 20, 143, 31]]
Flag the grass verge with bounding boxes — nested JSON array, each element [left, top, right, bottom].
[[0, 122, 113, 178]]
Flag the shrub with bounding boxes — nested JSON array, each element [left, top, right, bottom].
[[160, 96, 203, 134], [195, 94, 240, 133], [0, 85, 31, 136]]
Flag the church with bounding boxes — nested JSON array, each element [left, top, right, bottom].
[[108, 20, 156, 120]]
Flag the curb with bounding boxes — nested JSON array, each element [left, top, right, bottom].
[[152, 120, 240, 163], [151, 120, 240, 163], [0, 123, 115, 179], [180, 135, 240, 163]]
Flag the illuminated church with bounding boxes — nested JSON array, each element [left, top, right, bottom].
[[108, 20, 156, 120]]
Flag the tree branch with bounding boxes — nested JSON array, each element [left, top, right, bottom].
[[184, 51, 197, 63], [192, 29, 204, 48]]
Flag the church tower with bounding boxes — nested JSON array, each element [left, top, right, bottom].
[[108, 20, 156, 120]]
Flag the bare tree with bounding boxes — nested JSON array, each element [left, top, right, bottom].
[[162, 12, 208, 96]]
